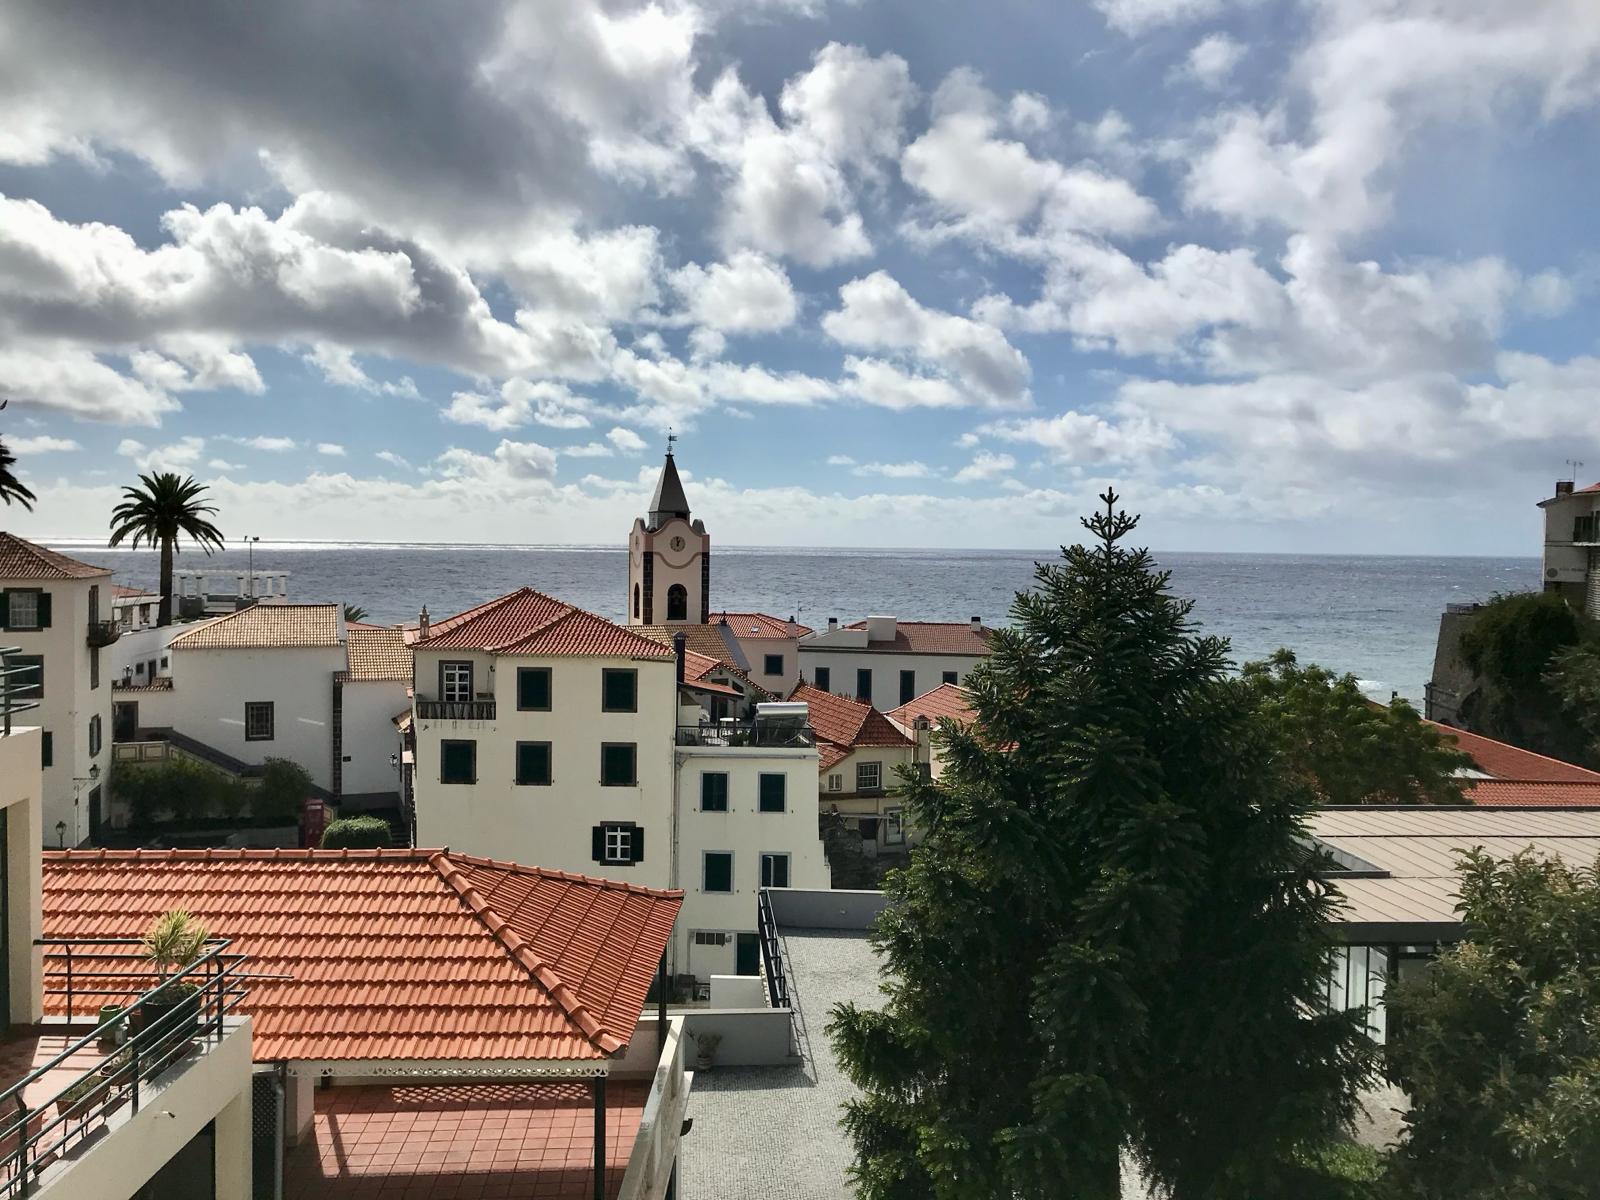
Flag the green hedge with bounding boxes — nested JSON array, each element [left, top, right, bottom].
[[112, 755, 316, 828], [320, 816, 393, 849]]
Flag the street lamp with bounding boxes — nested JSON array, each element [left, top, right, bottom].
[[245, 536, 261, 597], [55, 821, 65, 849]]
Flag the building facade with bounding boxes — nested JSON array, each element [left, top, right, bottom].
[[0, 535, 115, 847], [1539, 478, 1600, 618], [709, 612, 807, 697], [799, 615, 993, 709], [627, 451, 710, 626]]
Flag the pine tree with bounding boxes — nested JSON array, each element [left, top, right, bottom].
[[828, 494, 1375, 1200]]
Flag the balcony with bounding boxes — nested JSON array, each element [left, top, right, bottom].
[[676, 720, 816, 749], [416, 699, 497, 721], [85, 621, 122, 649], [1574, 513, 1600, 546], [0, 938, 249, 1197]]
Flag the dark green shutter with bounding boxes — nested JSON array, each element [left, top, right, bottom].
[[40, 732, 52, 769], [36, 592, 51, 629], [0, 591, 9, 629], [631, 825, 644, 863], [592, 825, 605, 862]]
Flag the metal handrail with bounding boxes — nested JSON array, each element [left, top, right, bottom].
[[416, 699, 496, 721], [756, 889, 790, 1011], [0, 647, 41, 738], [676, 721, 816, 748], [0, 939, 249, 1197]]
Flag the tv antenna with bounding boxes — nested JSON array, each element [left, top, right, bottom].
[[1566, 458, 1585, 482]]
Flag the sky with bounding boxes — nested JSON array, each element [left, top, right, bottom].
[[0, 0, 1598, 553]]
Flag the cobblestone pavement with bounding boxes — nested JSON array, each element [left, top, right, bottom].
[[680, 928, 883, 1200]]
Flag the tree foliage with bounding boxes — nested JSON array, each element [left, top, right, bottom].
[[1385, 849, 1600, 1198], [107, 472, 225, 626], [1457, 592, 1594, 763], [827, 495, 1375, 1200], [0, 438, 36, 511], [1242, 649, 1471, 805], [320, 815, 393, 849], [1546, 640, 1600, 765], [256, 758, 314, 825], [343, 605, 369, 623]]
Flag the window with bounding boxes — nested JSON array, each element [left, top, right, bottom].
[[244, 702, 275, 742], [855, 668, 872, 704], [758, 773, 786, 813], [942, 671, 958, 686], [2, 588, 48, 630], [90, 647, 100, 690], [440, 661, 474, 704], [10, 655, 42, 700], [593, 821, 644, 865], [701, 772, 729, 812], [763, 653, 784, 677], [900, 669, 916, 705], [159, 655, 168, 669], [826, 773, 842, 793], [89, 585, 99, 625], [694, 931, 729, 947], [703, 851, 733, 893], [601, 742, 637, 786], [760, 853, 791, 888], [666, 583, 688, 622], [632, 584, 641, 619], [88, 714, 102, 758], [516, 741, 552, 786], [601, 668, 637, 712], [440, 739, 476, 784], [41, 731, 52, 769], [517, 667, 551, 711], [856, 761, 882, 792], [885, 807, 905, 845], [814, 666, 830, 692]]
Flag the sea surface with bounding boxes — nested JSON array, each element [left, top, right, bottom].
[[52, 541, 1538, 703]]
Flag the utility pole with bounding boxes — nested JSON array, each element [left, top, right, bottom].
[[246, 535, 260, 597]]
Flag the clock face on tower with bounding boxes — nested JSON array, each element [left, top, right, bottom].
[[670, 535, 685, 551]]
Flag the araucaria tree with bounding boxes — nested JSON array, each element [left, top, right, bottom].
[[1385, 849, 1600, 1198], [829, 495, 1374, 1200], [108, 473, 226, 626]]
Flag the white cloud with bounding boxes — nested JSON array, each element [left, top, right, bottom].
[[375, 450, 412, 470], [304, 342, 421, 398], [222, 435, 297, 452], [563, 441, 613, 457], [825, 271, 1030, 408], [826, 454, 855, 466], [7, 434, 78, 453], [607, 426, 648, 455], [207, 458, 243, 471], [853, 460, 933, 479], [116, 434, 207, 473], [1183, 34, 1245, 89], [435, 438, 559, 484], [317, 442, 346, 456], [669, 251, 798, 334], [982, 410, 1176, 466], [444, 381, 597, 432], [1092, 0, 1228, 35], [0, 342, 178, 424], [952, 451, 1016, 483]]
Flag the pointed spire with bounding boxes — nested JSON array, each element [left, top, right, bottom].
[[647, 443, 691, 528]]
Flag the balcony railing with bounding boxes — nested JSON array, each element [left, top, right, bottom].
[[0, 647, 40, 738], [676, 720, 816, 749], [416, 699, 497, 721], [85, 621, 122, 649], [0, 938, 249, 1197]]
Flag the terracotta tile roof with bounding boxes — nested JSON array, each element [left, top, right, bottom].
[[678, 647, 772, 701], [887, 682, 974, 728], [347, 627, 412, 682], [818, 743, 850, 773], [42, 849, 681, 1063], [420, 588, 671, 659], [632, 622, 745, 664], [111, 583, 153, 598], [709, 612, 811, 638], [791, 683, 912, 750], [1425, 720, 1600, 783], [168, 603, 343, 650], [0, 533, 111, 580], [840, 620, 993, 655], [1466, 780, 1600, 807]]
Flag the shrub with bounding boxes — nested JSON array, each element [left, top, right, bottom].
[[115, 757, 236, 827], [254, 758, 313, 825], [320, 816, 392, 849]]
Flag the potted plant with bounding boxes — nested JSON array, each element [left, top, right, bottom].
[[55, 1072, 108, 1120], [693, 1031, 722, 1070], [136, 910, 209, 1035], [96, 1004, 126, 1051]]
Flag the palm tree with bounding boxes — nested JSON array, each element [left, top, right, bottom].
[[0, 438, 36, 511], [343, 605, 369, 623], [108, 474, 226, 626]]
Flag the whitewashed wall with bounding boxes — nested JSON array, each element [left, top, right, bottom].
[[798, 648, 986, 709], [341, 679, 409, 796]]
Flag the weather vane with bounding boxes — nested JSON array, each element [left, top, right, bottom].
[[667, 428, 677, 455]]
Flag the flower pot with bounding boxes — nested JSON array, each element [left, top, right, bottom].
[[137, 985, 200, 1037], [55, 1076, 109, 1119]]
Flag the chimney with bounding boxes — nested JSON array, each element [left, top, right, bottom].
[[418, 605, 430, 639], [673, 632, 686, 684], [827, 617, 838, 632], [787, 614, 799, 638], [970, 615, 982, 632], [1556, 479, 1575, 497]]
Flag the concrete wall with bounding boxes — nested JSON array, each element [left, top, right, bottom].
[[675, 744, 829, 976], [108, 622, 185, 685], [166, 644, 344, 788], [412, 651, 677, 890], [727, 632, 798, 696], [1425, 608, 1480, 725], [0, 725, 44, 1023], [2, 574, 112, 845], [766, 887, 887, 930], [626, 1010, 794, 1069], [341, 679, 409, 796], [800, 646, 985, 710], [35, 1017, 254, 1200]]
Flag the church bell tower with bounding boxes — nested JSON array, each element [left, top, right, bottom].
[[628, 437, 710, 625]]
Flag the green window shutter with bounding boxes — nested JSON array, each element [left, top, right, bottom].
[[701, 773, 728, 811], [0, 591, 9, 629], [518, 668, 551, 710], [41, 731, 52, 769], [592, 825, 606, 862], [759, 773, 786, 812], [36, 592, 51, 629], [631, 825, 645, 864]]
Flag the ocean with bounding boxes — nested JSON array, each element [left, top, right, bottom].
[[52, 541, 1538, 703]]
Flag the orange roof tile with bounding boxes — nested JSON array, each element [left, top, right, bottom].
[[42, 849, 681, 1064], [708, 612, 811, 638], [633, 623, 745, 664], [1465, 780, 1600, 807], [791, 683, 912, 750], [841, 619, 992, 655], [419, 589, 671, 659], [169, 604, 343, 650], [818, 743, 850, 773], [887, 682, 974, 728], [347, 627, 412, 681], [0, 533, 111, 580], [1425, 721, 1600, 783]]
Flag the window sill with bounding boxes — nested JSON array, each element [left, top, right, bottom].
[[600, 781, 639, 787], [515, 781, 554, 787], [440, 778, 478, 786]]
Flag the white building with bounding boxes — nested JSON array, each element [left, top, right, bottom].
[[793, 683, 918, 853], [709, 611, 808, 697], [800, 615, 993, 709], [338, 626, 411, 805], [0, 534, 115, 847], [887, 681, 976, 782], [1538, 478, 1600, 618], [627, 449, 710, 626]]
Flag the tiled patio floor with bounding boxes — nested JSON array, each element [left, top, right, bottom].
[[284, 1081, 647, 1200]]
